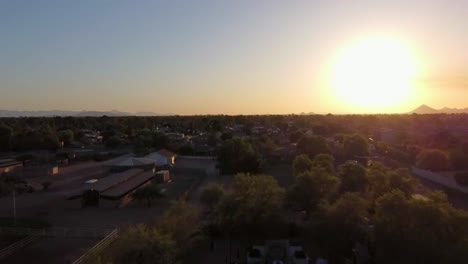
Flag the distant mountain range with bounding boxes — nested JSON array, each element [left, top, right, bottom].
[[0, 110, 173, 117], [410, 105, 468, 114]]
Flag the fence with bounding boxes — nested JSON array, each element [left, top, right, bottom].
[[71, 229, 118, 264], [0, 235, 40, 260], [0, 227, 114, 239]]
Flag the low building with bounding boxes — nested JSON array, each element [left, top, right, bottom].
[[145, 149, 177, 167], [67, 168, 158, 208], [111, 157, 156, 172], [0, 159, 23, 176]]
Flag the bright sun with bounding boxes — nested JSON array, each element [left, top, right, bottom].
[[331, 36, 420, 112]]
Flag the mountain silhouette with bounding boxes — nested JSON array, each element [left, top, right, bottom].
[[410, 105, 468, 114]]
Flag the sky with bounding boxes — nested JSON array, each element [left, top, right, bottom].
[[1, 0, 467, 115]]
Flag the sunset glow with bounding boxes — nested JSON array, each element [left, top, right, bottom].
[[330, 36, 421, 112]]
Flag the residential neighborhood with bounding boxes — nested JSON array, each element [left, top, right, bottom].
[[1, 114, 468, 263]]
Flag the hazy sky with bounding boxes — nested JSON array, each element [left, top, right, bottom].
[[1, 0, 467, 114]]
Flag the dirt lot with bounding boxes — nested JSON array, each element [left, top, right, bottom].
[[0, 156, 214, 263]]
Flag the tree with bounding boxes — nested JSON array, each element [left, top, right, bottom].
[[387, 168, 418, 196], [0, 124, 13, 152], [111, 224, 177, 264], [133, 185, 164, 207], [312, 153, 335, 174], [287, 167, 340, 215], [313, 193, 369, 259], [297, 135, 331, 159], [152, 132, 169, 149], [289, 130, 304, 143], [220, 131, 233, 141], [449, 148, 468, 170], [105, 136, 122, 149], [200, 183, 225, 211], [178, 144, 194, 155], [57, 129, 74, 145], [216, 174, 285, 238], [217, 138, 261, 174], [292, 154, 312, 176], [368, 163, 418, 203], [337, 161, 368, 193], [368, 162, 391, 199], [416, 149, 450, 170], [343, 134, 369, 159], [42, 133, 62, 150], [158, 199, 200, 244], [374, 190, 468, 264]]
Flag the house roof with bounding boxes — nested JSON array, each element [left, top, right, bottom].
[[100, 171, 154, 199], [115, 157, 156, 167], [157, 149, 176, 158], [0, 159, 22, 168], [86, 168, 143, 193]]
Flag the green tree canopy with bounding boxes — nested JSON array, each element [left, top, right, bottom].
[[105, 136, 123, 148], [312, 153, 335, 174], [416, 149, 450, 170], [217, 138, 261, 174], [313, 192, 369, 259], [343, 134, 369, 159], [297, 135, 331, 159], [374, 190, 468, 264], [200, 182, 225, 210], [158, 199, 200, 244], [368, 163, 418, 203], [337, 161, 369, 193], [287, 167, 340, 214], [216, 174, 285, 238], [292, 154, 313, 176], [111, 224, 176, 264], [57, 129, 74, 145], [289, 129, 304, 143]]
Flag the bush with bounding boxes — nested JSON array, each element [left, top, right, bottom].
[[200, 183, 225, 210], [416, 149, 450, 171]]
